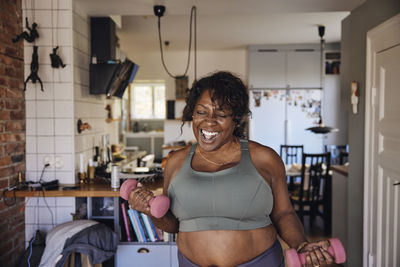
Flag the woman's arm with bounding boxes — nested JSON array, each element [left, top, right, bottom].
[[249, 141, 307, 248], [250, 141, 334, 267], [128, 148, 189, 233]]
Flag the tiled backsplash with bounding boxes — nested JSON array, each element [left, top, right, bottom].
[[23, 0, 112, 247]]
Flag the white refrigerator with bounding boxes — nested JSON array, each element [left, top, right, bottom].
[[249, 88, 324, 154]]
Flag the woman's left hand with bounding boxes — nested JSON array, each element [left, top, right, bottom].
[[299, 240, 334, 267]]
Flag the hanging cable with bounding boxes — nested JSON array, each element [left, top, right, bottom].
[[156, 6, 197, 79], [194, 7, 197, 82]]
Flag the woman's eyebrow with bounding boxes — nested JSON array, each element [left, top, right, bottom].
[[196, 103, 209, 109]]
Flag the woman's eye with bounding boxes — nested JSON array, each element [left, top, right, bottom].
[[216, 114, 227, 118], [196, 111, 207, 115]]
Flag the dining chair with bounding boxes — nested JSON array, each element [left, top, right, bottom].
[[280, 145, 304, 192], [280, 145, 304, 165], [339, 151, 349, 165], [324, 145, 349, 165], [289, 152, 331, 235]]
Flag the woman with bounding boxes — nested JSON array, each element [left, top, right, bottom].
[[129, 71, 334, 267]]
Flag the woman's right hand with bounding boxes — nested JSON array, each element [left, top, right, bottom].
[[128, 183, 154, 216], [299, 241, 334, 267]]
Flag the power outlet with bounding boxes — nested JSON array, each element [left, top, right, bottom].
[[43, 155, 53, 167], [55, 156, 64, 169]]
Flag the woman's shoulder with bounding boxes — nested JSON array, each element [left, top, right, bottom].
[[163, 144, 193, 192], [164, 144, 192, 175], [168, 143, 192, 163], [247, 140, 284, 173], [247, 140, 280, 159]]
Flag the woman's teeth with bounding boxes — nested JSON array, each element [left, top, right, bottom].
[[201, 129, 218, 140]]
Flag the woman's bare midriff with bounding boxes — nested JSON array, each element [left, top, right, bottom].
[[177, 224, 278, 267]]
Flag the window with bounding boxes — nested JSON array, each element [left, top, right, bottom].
[[129, 83, 166, 119]]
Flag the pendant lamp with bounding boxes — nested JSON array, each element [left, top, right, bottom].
[[306, 26, 338, 135]]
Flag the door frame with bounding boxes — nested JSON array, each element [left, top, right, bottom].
[[364, 12, 400, 267]]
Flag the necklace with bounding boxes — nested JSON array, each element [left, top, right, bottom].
[[196, 144, 237, 166]]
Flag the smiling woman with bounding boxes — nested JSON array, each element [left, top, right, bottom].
[[128, 71, 336, 267]]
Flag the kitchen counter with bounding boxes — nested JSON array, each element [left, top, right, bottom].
[[4, 178, 163, 198], [331, 164, 348, 177]]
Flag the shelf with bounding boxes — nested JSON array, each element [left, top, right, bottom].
[[4, 179, 163, 198], [124, 131, 164, 138], [119, 241, 176, 245], [162, 145, 186, 150]]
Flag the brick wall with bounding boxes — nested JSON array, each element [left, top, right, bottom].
[[0, 0, 26, 266]]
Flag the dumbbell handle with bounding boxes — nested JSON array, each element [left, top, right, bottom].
[[297, 247, 335, 265], [285, 238, 346, 267], [120, 179, 170, 218]]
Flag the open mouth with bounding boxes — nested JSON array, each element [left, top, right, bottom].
[[200, 129, 219, 142]]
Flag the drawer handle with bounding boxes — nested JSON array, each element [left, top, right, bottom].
[[137, 247, 150, 253], [394, 182, 400, 186]]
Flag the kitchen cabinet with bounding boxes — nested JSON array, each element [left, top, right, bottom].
[[248, 45, 321, 89]]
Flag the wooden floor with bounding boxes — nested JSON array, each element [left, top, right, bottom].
[[281, 215, 343, 267]]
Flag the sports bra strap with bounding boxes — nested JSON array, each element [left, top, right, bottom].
[[239, 139, 249, 150]]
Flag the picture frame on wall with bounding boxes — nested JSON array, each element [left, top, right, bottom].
[[175, 75, 188, 99]]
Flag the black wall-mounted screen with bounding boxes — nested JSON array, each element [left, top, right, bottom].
[[89, 60, 139, 98], [108, 60, 139, 98]]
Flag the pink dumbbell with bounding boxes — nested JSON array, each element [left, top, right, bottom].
[[120, 179, 170, 218], [285, 238, 346, 267]]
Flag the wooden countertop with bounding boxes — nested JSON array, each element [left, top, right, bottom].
[[331, 165, 349, 177], [4, 178, 163, 198]]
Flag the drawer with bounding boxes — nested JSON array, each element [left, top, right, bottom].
[[170, 244, 178, 267], [116, 244, 171, 267]]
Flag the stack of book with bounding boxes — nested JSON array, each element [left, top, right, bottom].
[[120, 202, 164, 242]]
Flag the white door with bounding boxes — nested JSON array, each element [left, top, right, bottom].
[[364, 13, 400, 267]]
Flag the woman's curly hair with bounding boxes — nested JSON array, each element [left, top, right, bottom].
[[181, 71, 251, 137]]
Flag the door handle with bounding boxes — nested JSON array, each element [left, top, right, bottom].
[[394, 182, 400, 186]]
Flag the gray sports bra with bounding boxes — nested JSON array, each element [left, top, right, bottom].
[[168, 139, 273, 232]]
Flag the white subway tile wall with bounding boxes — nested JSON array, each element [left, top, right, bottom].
[[25, 101, 36, 118], [54, 83, 74, 100], [24, 0, 110, 246], [24, 197, 75, 248], [36, 118, 54, 135], [36, 83, 55, 100], [55, 118, 74, 135], [36, 100, 54, 117]]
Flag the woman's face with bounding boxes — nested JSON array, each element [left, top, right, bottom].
[[192, 90, 236, 151]]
